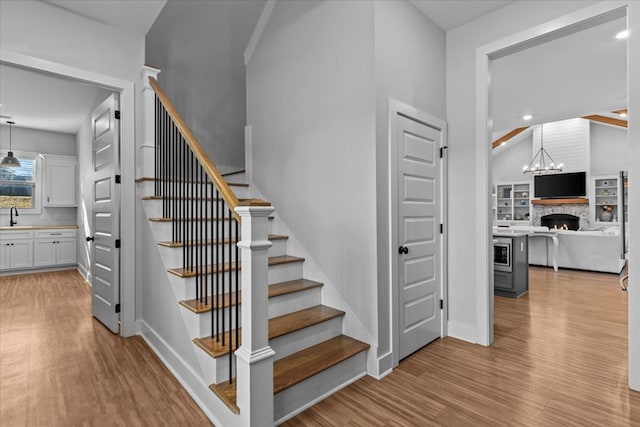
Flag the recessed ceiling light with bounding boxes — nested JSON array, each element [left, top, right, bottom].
[[620, 112, 628, 118], [522, 114, 532, 121], [616, 30, 628, 39]]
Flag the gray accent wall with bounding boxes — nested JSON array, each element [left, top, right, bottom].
[[145, 0, 265, 171]]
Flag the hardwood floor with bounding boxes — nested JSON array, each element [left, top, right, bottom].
[[2, 267, 638, 426], [285, 267, 640, 426], [0, 270, 213, 426]]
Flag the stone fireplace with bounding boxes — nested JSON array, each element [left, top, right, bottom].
[[541, 213, 580, 231], [532, 203, 590, 228]]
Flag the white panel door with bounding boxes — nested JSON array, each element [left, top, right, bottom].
[[397, 114, 441, 361], [90, 94, 120, 333]]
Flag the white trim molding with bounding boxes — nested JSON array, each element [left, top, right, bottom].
[[244, 0, 278, 66]]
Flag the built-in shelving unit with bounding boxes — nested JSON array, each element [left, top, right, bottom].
[[495, 182, 531, 224], [592, 175, 621, 223]]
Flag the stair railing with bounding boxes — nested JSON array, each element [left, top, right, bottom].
[[147, 75, 275, 424]]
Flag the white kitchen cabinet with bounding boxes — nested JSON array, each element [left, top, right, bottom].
[[0, 231, 34, 270], [42, 155, 78, 207], [34, 230, 77, 267]]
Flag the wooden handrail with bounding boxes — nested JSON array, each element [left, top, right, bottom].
[[149, 77, 270, 221]]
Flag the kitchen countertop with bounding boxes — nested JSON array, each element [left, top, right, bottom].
[[493, 230, 530, 238], [0, 225, 79, 232]]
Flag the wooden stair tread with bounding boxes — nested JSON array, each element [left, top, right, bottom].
[[158, 234, 287, 248], [209, 382, 239, 414], [168, 255, 304, 278], [179, 279, 323, 313], [273, 335, 369, 394], [221, 169, 245, 177], [148, 216, 273, 222], [209, 335, 368, 412], [135, 176, 248, 187], [193, 305, 343, 358]]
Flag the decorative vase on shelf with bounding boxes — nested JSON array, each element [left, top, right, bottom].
[[601, 211, 613, 222]]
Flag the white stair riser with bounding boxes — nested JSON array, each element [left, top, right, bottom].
[[268, 288, 322, 318], [156, 238, 288, 267], [270, 317, 342, 361], [137, 180, 250, 199], [177, 261, 303, 301], [179, 286, 323, 337], [274, 351, 368, 423], [192, 341, 232, 385]]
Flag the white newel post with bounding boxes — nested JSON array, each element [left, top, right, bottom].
[[235, 203, 276, 427], [140, 66, 161, 178]]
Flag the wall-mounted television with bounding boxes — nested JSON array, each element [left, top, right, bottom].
[[534, 172, 586, 198]]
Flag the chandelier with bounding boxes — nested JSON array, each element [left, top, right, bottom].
[[522, 123, 562, 175]]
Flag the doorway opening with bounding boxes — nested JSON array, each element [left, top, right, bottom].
[[477, 3, 637, 389], [0, 51, 136, 336]]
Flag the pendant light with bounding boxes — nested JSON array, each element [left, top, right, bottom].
[[522, 123, 562, 175], [1, 121, 21, 167]]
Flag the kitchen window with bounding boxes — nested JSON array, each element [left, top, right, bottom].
[[0, 155, 37, 210]]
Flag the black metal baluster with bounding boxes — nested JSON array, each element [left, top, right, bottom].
[[171, 123, 176, 242], [228, 207, 233, 384], [216, 188, 221, 342], [210, 182, 214, 332], [199, 165, 204, 303], [235, 217, 239, 363], [154, 96, 159, 196], [182, 137, 187, 269], [221, 199, 226, 347]]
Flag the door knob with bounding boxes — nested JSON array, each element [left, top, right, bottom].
[[398, 246, 409, 255], [86, 236, 95, 242]]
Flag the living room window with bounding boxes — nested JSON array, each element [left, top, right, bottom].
[[0, 153, 38, 210]]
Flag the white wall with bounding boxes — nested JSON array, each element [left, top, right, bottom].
[[446, 1, 601, 341], [246, 0, 378, 360], [492, 133, 533, 185], [145, 0, 264, 171], [590, 122, 629, 175], [373, 0, 446, 372], [0, 125, 77, 227]]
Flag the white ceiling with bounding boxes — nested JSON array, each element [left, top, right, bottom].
[[44, 0, 167, 35], [410, 0, 513, 30], [491, 15, 627, 135], [0, 64, 111, 134]]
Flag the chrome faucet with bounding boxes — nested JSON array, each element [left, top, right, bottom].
[[9, 206, 18, 227]]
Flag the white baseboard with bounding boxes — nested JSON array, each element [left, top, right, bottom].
[[139, 321, 237, 427], [447, 320, 478, 344], [369, 351, 393, 379]]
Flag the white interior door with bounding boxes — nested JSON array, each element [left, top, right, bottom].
[[397, 114, 442, 360], [90, 94, 120, 333]]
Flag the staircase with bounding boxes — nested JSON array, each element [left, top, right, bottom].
[[136, 74, 369, 426]]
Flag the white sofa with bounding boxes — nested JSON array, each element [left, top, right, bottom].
[[528, 228, 625, 274]]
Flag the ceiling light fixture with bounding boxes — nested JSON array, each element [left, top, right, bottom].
[[1, 121, 21, 167], [522, 114, 532, 121], [522, 123, 562, 175], [616, 30, 629, 39]]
